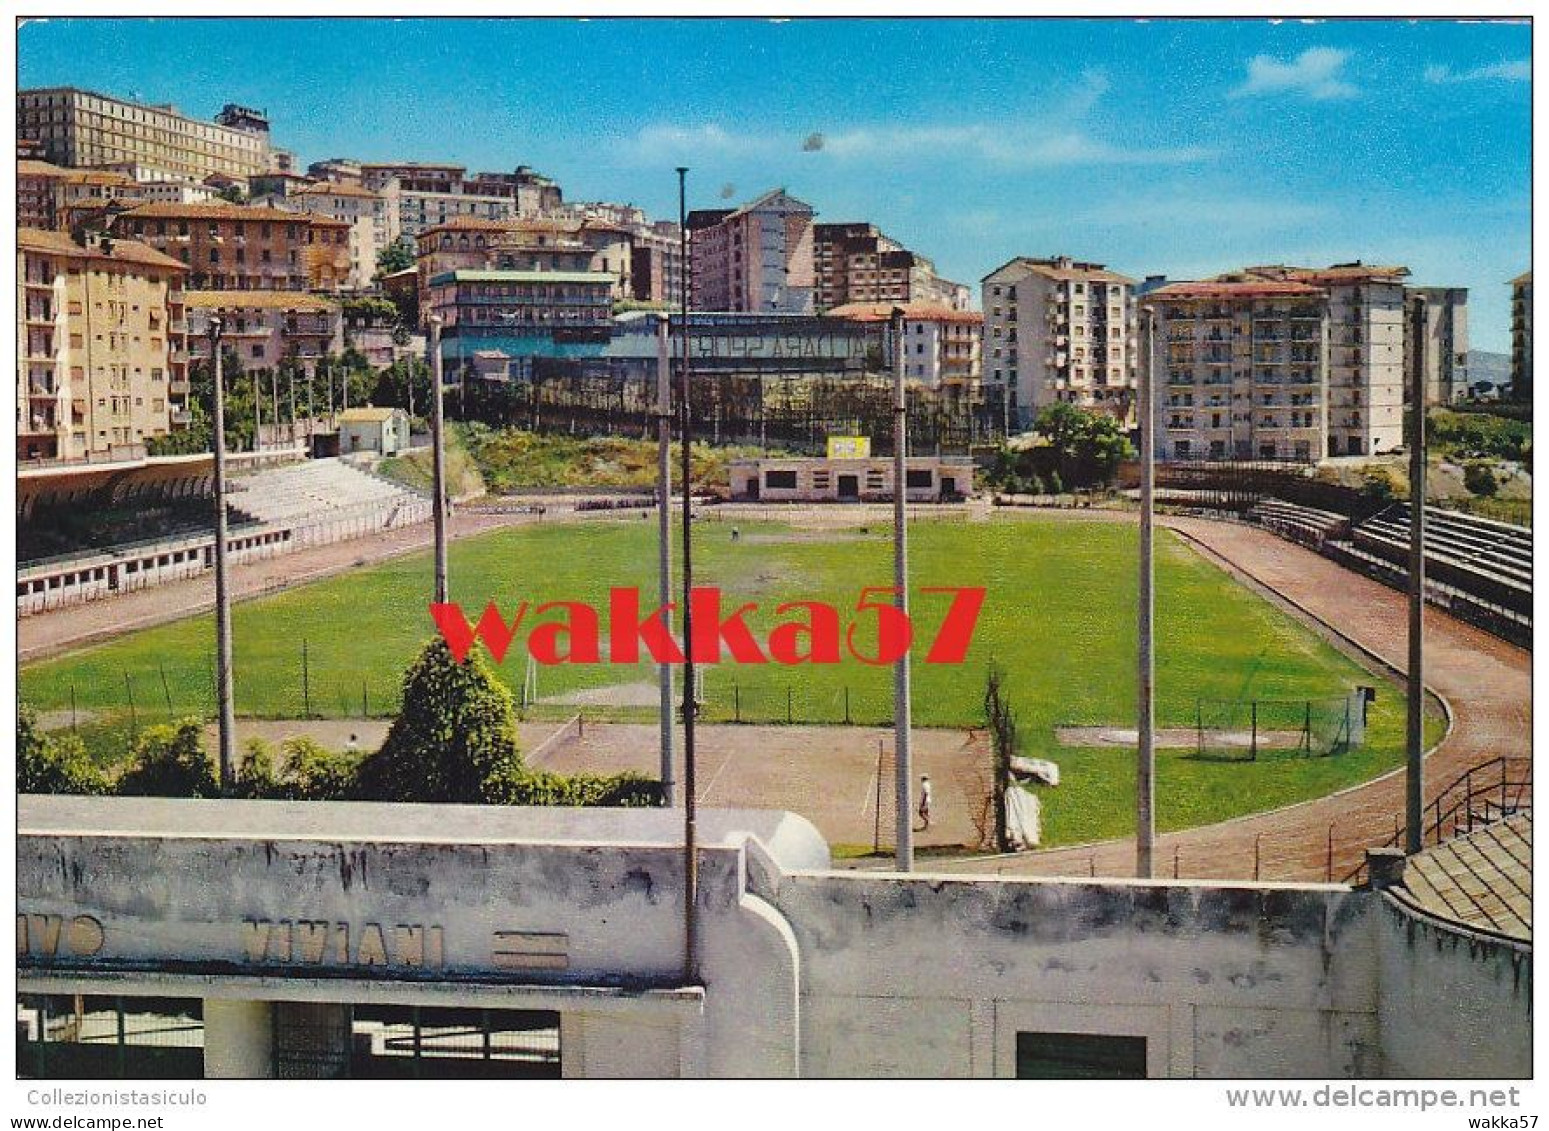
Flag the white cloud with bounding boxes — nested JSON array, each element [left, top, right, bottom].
[[620, 73, 1212, 170], [622, 120, 1212, 170], [1424, 59, 1531, 84], [1231, 47, 1358, 101]]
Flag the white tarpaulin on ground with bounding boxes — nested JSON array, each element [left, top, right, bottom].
[[1004, 786, 1042, 850], [1010, 756, 1060, 787]]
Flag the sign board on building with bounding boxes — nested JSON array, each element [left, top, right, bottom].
[[826, 436, 871, 459]]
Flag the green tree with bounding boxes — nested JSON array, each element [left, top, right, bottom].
[[1032, 403, 1134, 488], [354, 639, 527, 803], [116, 719, 220, 798], [17, 705, 107, 795], [375, 241, 415, 279]]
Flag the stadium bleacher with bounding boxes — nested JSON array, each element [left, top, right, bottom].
[[17, 458, 431, 616]]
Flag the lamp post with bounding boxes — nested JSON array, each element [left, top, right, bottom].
[[1137, 308, 1157, 878], [1406, 295, 1427, 854], [891, 306, 914, 873], [428, 314, 448, 604], [656, 312, 675, 807], [209, 319, 236, 790], [677, 166, 698, 985]]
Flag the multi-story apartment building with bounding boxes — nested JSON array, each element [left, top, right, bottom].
[[827, 301, 983, 390], [1238, 264, 1408, 457], [16, 161, 146, 230], [286, 182, 392, 290], [1511, 271, 1531, 400], [981, 256, 1138, 428], [687, 189, 815, 314], [1143, 261, 1411, 461], [110, 202, 340, 292], [1142, 279, 1330, 462], [307, 158, 364, 185], [1405, 287, 1469, 406], [16, 160, 63, 228], [17, 227, 188, 461], [185, 291, 342, 376], [631, 222, 685, 307], [356, 162, 562, 243], [17, 88, 276, 183], [814, 223, 971, 313]]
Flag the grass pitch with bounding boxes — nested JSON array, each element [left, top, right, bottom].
[[19, 514, 1440, 846]]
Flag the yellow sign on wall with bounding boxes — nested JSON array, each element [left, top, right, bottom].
[[826, 436, 871, 459]]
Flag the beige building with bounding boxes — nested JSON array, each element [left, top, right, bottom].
[[1511, 271, 1531, 399], [982, 256, 1138, 429], [730, 455, 975, 501], [1238, 264, 1408, 457], [17, 227, 189, 462], [286, 181, 393, 289], [1142, 279, 1330, 462], [1405, 287, 1469, 406], [15, 161, 147, 231], [1143, 262, 1414, 462], [827, 302, 983, 390], [185, 291, 342, 376], [18, 88, 275, 183], [687, 189, 815, 313]]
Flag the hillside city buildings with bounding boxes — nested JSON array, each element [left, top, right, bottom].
[[17, 226, 189, 461], [18, 88, 284, 183], [14, 83, 1509, 469]]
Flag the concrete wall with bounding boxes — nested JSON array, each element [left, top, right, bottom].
[[1374, 894, 1532, 1078], [14, 797, 1532, 1079], [757, 869, 1381, 1078]]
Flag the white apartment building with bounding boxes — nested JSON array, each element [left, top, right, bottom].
[[1142, 279, 1330, 462], [981, 256, 1138, 429], [1143, 262, 1412, 462], [826, 302, 983, 389]]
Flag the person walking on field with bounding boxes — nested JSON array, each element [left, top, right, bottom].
[[918, 774, 933, 831]]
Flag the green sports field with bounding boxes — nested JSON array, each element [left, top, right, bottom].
[[19, 514, 1441, 845]]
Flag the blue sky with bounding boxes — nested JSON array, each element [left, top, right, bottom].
[[19, 17, 1531, 350]]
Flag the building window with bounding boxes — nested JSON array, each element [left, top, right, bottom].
[[764, 470, 798, 489], [1016, 1032, 1146, 1080]]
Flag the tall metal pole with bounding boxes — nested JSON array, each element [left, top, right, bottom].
[[288, 366, 297, 447], [1137, 307, 1157, 878], [656, 313, 676, 806], [209, 320, 236, 790], [677, 167, 699, 984], [428, 316, 449, 604], [891, 306, 914, 873], [253, 369, 262, 453], [1406, 295, 1427, 854]]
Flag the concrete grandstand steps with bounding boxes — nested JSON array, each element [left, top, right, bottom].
[[1246, 499, 1350, 547], [226, 458, 418, 527]]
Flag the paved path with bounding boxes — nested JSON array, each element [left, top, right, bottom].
[[943, 514, 1531, 883]]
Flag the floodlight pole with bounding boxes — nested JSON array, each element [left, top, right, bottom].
[[1405, 295, 1427, 855], [677, 166, 699, 985], [428, 315, 449, 604], [656, 312, 676, 806], [891, 305, 914, 873], [209, 319, 236, 791], [1137, 307, 1157, 879]]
